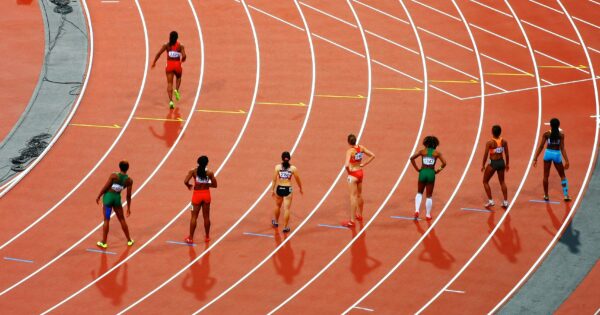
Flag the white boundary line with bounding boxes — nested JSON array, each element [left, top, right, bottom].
[[344, 0, 489, 312], [191, 0, 374, 312], [490, 0, 599, 312], [270, 0, 430, 311], [0, 0, 95, 196], [416, 0, 544, 312]]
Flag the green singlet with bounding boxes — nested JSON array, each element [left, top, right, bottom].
[[102, 173, 129, 207], [418, 148, 436, 183]]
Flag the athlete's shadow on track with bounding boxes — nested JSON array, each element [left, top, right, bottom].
[[350, 222, 381, 283], [543, 203, 580, 254], [149, 108, 183, 148], [273, 232, 305, 284], [182, 244, 216, 300], [91, 247, 130, 305], [487, 211, 521, 263], [414, 221, 455, 269]]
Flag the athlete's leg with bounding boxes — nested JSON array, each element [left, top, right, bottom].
[[425, 182, 435, 218], [175, 72, 182, 91], [497, 168, 508, 202], [166, 72, 174, 102], [554, 162, 569, 198], [201, 202, 211, 239], [273, 194, 283, 225], [483, 165, 496, 200], [543, 161, 552, 197], [347, 179, 358, 221], [282, 195, 293, 229], [356, 182, 364, 218], [101, 205, 111, 244], [113, 206, 132, 242], [189, 203, 201, 239], [415, 181, 426, 214]]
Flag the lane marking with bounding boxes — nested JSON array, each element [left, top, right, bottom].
[[461, 77, 597, 100], [485, 72, 533, 77], [243, 232, 275, 238], [4, 257, 34, 264], [70, 123, 121, 129], [460, 207, 493, 213], [316, 94, 366, 99], [429, 79, 478, 84], [390, 215, 421, 221], [412, 0, 461, 21], [101, 0, 120, 3], [445, 289, 466, 294], [196, 109, 246, 114], [134, 117, 184, 122], [374, 87, 422, 91], [353, 0, 408, 25], [317, 224, 349, 230], [353, 306, 375, 312], [529, 0, 562, 14], [166, 240, 195, 246], [529, 199, 561, 205], [573, 17, 600, 31], [85, 248, 116, 255], [538, 65, 587, 69], [256, 101, 306, 107]]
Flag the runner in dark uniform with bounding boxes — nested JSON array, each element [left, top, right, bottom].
[[271, 152, 303, 233], [410, 136, 447, 220], [481, 125, 510, 208], [533, 118, 571, 201]]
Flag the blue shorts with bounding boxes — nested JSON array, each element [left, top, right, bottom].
[[103, 205, 112, 220], [543, 149, 562, 164]]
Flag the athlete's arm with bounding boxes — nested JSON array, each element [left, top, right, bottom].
[[360, 146, 375, 167], [126, 179, 133, 217], [151, 44, 167, 68], [292, 166, 303, 195], [180, 45, 187, 62], [184, 169, 194, 190], [481, 141, 490, 172], [344, 149, 352, 172], [436, 152, 447, 174], [208, 171, 218, 188], [271, 166, 279, 196], [504, 139, 510, 172], [560, 133, 569, 169], [409, 151, 421, 172], [532, 132, 548, 167], [96, 174, 115, 204]]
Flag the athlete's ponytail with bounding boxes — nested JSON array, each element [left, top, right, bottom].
[[549, 118, 560, 142], [281, 151, 291, 169], [197, 155, 208, 179], [169, 31, 178, 47]]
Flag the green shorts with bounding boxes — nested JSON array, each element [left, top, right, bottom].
[[418, 168, 436, 184], [102, 191, 122, 208]]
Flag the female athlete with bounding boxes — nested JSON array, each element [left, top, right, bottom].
[[343, 134, 375, 227], [95, 161, 134, 249], [184, 156, 217, 243], [271, 151, 303, 233], [481, 125, 510, 208], [151, 31, 186, 109], [410, 136, 447, 220], [533, 118, 571, 201]]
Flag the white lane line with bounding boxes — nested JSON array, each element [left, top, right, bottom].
[[300, 1, 356, 28], [534, 49, 590, 75], [469, 23, 526, 48], [460, 77, 597, 100], [248, 5, 303, 31], [590, 0, 600, 5], [101, 0, 119, 3], [353, 0, 409, 24], [529, 0, 563, 14], [193, 0, 374, 311], [0, 0, 95, 197], [521, 20, 580, 45], [353, 306, 375, 312], [470, 0, 512, 17], [365, 30, 419, 55], [312, 33, 365, 57], [417, 26, 473, 51], [416, 0, 544, 312], [574, 17, 600, 30], [490, 1, 600, 312], [479, 52, 553, 85], [117, 0, 318, 311], [343, 0, 488, 312], [412, 0, 461, 21], [445, 289, 466, 294]]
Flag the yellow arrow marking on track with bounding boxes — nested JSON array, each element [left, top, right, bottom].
[[256, 101, 306, 107], [316, 94, 366, 99], [485, 72, 534, 77], [134, 117, 185, 122], [70, 123, 121, 129], [374, 87, 423, 91], [538, 65, 587, 69], [196, 109, 246, 114], [429, 79, 478, 84]]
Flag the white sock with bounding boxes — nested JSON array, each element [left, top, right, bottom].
[[426, 198, 432, 216], [415, 193, 423, 212]]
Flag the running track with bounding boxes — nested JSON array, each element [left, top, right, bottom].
[[1, 0, 598, 313]]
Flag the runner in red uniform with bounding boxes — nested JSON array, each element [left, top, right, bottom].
[[184, 155, 217, 243], [343, 134, 375, 227], [151, 31, 186, 109]]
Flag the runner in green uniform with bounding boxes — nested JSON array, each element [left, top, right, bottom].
[[95, 161, 134, 249], [410, 136, 447, 220]]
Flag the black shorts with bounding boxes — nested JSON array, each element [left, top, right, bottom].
[[490, 159, 506, 171], [276, 185, 292, 197]]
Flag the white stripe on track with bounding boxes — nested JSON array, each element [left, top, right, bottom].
[[490, 1, 599, 312], [344, 0, 488, 312], [270, 0, 430, 311], [192, 0, 372, 311], [0, 0, 95, 196], [416, 0, 544, 312]]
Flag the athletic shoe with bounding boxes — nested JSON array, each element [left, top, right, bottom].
[[355, 215, 363, 221], [543, 195, 550, 201], [271, 219, 279, 228], [174, 89, 181, 101], [96, 241, 108, 249], [501, 200, 509, 208], [564, 195, 572, 202], [184, 236, 193, 244], [414, 211, 419, 219], [485, 200, 495, 207], [426, 215, 432, 221], [205, 237, 211, 242], [283, 227, 291, 233], [169, 101, 175, 109], [127, 239, 135, 247], [341, 220, 355, 228]]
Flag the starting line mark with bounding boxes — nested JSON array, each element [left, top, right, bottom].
[[243, 232, 274, 238], [86, 248, 116, 255], [529, 199, 561, 205], [166, 240, 196, 246], [445, 289, 466, 294], [256, 101, 306, 107], [70, 123, 121, 129], [390, 215, 421, 221], [353, 306, 375, 312], [4, 257, 34, 264], [460, 207, 494, 213], [317, 224, 348, 230]]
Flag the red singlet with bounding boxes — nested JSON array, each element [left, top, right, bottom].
[[165, 42, 183, 75]]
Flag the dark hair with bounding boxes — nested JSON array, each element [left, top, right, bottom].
[[348, 134, 357, 145], [492, 125, 502, 138], [197, 155, 208, 179], [119, 160, 129, 172], [423, 136, 439, 149], [281, 151, 291, 169], [169, 31, 178, 47], [549, 118, 560, 141]]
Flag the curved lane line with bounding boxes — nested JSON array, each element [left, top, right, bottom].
[[415, 0, 544, 312], [489, 1, 599, 312], [343, 0, 488, 312], [268, 0, 431, 311]]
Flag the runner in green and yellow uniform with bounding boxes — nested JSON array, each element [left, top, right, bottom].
[[410, 136, 447, 220], [95, 161, 134, 249]]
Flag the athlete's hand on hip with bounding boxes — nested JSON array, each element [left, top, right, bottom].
[[564, 161, 570, 170], [95, 196, 100, 205]]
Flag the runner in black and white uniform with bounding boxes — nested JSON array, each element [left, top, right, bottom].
[[271, 152, 303, 233]]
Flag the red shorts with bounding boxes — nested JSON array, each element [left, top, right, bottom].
[[192, 189, 211, 205], [166, 61, 182, 76], [348, 169, 364, 183]]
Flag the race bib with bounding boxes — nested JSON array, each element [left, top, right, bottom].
[[168, 51, 181, 58], [494, 147, 504, 154], [354, 152, 364, 161], [111, 183, 124, 192], [279, 170, 292, 179], [423, 156, 435, 166]]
